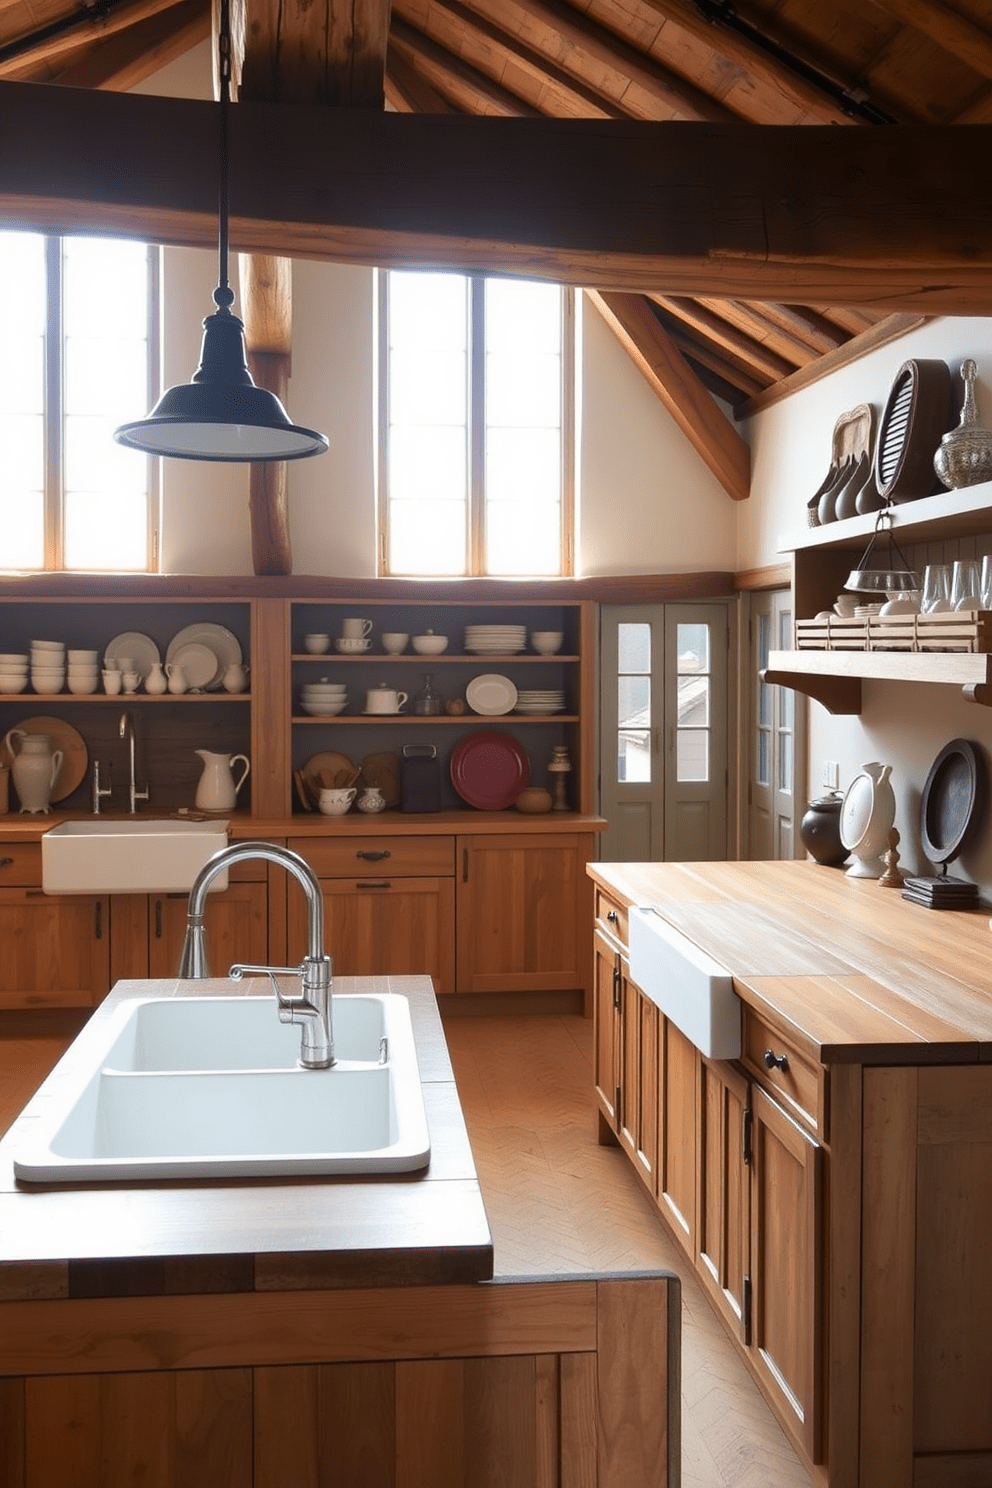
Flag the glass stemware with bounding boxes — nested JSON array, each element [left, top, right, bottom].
[[981, 555, 992, 610], [921, 564, 951, 613], [951, 560, 981, 611]]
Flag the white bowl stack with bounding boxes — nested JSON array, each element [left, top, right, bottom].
[[30, 639, 65, 694], [67, 648, 100, 695], [300, 680, 348, 716], [464, 624, 527, 654], [515, 689, 566, 715], [0, 652, 29, 694]]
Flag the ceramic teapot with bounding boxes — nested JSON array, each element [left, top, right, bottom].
[[4, 729, 63, 814], [194, 749, 250, 812]]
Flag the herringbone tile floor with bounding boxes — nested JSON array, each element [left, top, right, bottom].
[[443, 1011, 813, 1488]]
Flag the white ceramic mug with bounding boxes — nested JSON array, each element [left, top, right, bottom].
[[318, 787, 357, 816], [365, 685, 408, 714], [102, 669, 122, 695], [122, 670, 140, 693], [341, 617, 373, 639]]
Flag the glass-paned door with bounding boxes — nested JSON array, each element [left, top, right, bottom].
[[600, 603, 729, 862], [748, 589, 805, 859]]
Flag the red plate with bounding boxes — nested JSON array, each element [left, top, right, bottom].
[[450, 732, 530, 810]]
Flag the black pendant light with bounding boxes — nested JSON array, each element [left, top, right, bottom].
[[114, 0, 328, 462]]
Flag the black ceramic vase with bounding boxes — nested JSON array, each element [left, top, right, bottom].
[[799, 792, 849, 866]]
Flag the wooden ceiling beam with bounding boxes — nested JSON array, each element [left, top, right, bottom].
[[740, 301, 848, 356], [5, 87, 992, 312], [0, 0, 204, 79], [872, 0, 992, 81], [389, 15, 542, 115], [587, 290, 751, 500], [385, 45, 456, 112], [649, 293, 796, 382], [49, 0, 209, 90], [396, 0, 627, 119], [240, 0, 390, 105], [499, 0, 739, 122]]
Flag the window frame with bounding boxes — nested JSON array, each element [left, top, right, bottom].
[[375, 268, 576, 579], [1, 230, 161, 574]]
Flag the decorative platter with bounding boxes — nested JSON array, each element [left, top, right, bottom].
[[168, 641, 218, 691], [104, 631, 160, 679], [919, 737, 984, 867], [167, 623, 242, 688], [465, 674, 518, 716], [450, 731, 530, 811], [1, 715, 88, 801]]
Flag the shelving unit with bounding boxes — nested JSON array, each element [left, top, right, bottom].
[[765, 480, 992, 713]]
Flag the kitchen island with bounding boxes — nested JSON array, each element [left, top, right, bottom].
[[589, 857, 992, 1488], [0, 974, 680, 1487]]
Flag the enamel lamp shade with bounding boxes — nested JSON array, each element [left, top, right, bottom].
[[114, 0, 327, 464]]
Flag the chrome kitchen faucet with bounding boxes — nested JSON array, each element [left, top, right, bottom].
[[177, 841, 335, 1069]]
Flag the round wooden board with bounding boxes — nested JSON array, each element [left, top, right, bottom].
[[1, 715, 89, 801], [302, 751, 356, 802], [359, 751, 401, 807]]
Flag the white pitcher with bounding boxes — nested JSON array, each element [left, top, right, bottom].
[[4, 730, 63, 814], [144, 660, 168, 695], [194, 750, 250, 812]]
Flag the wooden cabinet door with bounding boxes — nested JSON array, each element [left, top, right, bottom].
[[749, 1083, 823, 1463], [148, 883, 269, 979], [0, 888, 110, 1008], [658, 1017, 697, 1255], [290, 878, 456, 994], [697, 1055, 749, 1344], [593, 929, 621, 1133], [455, 834, 584, 994], [619, 976, 659, 1195]]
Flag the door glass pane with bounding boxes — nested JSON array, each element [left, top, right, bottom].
[[676, 622, 710, 782], [617, 622, 651, 784]]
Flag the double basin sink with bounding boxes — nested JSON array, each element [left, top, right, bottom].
[[13, 992, 432, 1183]]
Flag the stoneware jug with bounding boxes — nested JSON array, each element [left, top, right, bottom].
[[839, 761, 895, 879], [166, 662, 187, 695], [194, 749, 250, 812], [4, 729, 63, 814], [144, 660, 168, 695]]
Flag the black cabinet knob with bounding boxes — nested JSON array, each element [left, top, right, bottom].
[[763, 1048, 789, 1073]]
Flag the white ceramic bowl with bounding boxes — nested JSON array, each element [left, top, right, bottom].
[[530, 631, 564, 654], [336, 637, 371, 654], [301, 701, 348, 716], [412, 634, 448, 655], [30, 639, 65, 653], [303, 634, 330, 654], [381, 633, 409, 654], [0, 653, 28, 665], [67, 649, 99, 665], [0, 675, 28, 694], [67, 676, 99, 695]]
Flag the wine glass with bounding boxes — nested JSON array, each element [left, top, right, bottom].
[[921, 564, 951, 613], [951, 560, 981, 611]]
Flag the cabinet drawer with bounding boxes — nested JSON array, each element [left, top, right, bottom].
[[289, 835, 455, 879], [595, 889, 628, 948], [0, 843, 42, 886], [742, 1009, 827, 1138]]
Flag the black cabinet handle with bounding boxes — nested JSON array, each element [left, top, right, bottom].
[[0, 856, 13, 869], [356, 850, 391, 862], [763, 1048, 790, 1073], [607, 909, 619, 924], [356, 881, 391, 890]]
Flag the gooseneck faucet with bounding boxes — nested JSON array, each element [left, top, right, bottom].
[[178, 841, 334, 1069], [119, 710, 149, 813]]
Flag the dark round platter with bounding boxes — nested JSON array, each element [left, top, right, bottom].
[[919, 738, 985, 868]]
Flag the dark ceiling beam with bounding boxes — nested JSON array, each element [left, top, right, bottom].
[[385, 44, 455, 112], [389, 15, 542, 116], [503, 0, 739, 122], [872, 0, 992, 81], [587, 291, 752, 499], [397, 0, 626, 118], [5, 87, 992, 312]]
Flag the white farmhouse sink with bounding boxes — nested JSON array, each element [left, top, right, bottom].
[[41, 818, 230, 895], [12, 992, 431, 1183], [628, 906, 741, 1059]]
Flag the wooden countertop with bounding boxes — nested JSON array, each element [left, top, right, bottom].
[[0, 811, 606, 841], [588, 859, 992, 1063], [0, 975, 493, 1302]]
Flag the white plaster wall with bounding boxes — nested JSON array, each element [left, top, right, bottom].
[[134, 43, 737, 580], [741, 316, 992, 889]]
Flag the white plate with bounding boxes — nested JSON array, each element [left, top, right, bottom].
[[104, 631, 160, 679], [167, 623, 242, 688], [170, 641, 218, 691], [466, 673, 518, 716]]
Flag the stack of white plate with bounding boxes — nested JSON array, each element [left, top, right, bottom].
[[464, 624, 527, 654], [515, 689, 566, 715], [300, 681, 348, 716]]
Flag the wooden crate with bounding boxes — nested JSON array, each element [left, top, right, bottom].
[[795, 610, 992, 654]]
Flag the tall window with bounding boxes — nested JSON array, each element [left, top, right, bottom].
[[0, 231, 157, 573], [378, 270, 573, 578]]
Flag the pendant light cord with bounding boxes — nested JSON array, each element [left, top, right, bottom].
[[215, 0, 233, 309]]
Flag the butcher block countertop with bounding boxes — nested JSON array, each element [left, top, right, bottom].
[[588, 858, 992, 1064], [0, 975, 493, 1303]]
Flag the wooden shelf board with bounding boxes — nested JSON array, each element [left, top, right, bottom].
[[766, 648, 992, 712], [778, 482, 992, 556]]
